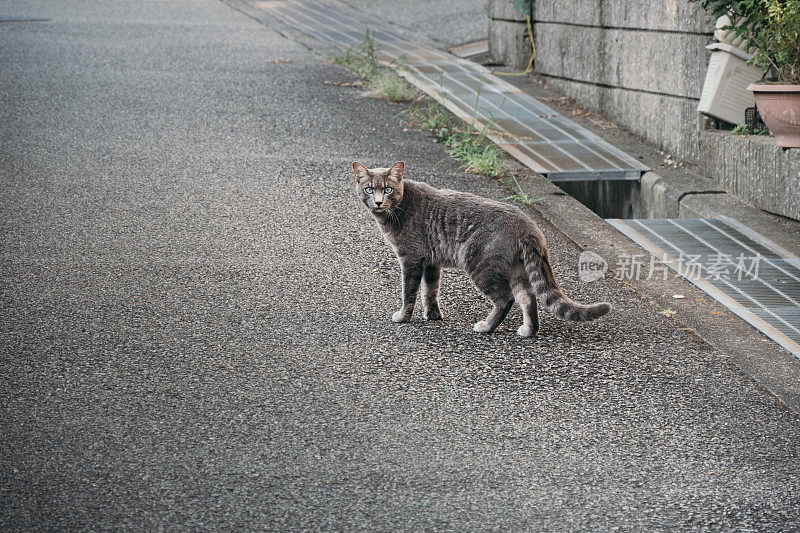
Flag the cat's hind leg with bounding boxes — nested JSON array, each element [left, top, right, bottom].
[[422, 264, 443, 320], [472, 272, 513, 333], [512, 280, 539, 337]]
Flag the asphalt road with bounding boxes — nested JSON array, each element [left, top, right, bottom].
[[2, 1, 800, 530]]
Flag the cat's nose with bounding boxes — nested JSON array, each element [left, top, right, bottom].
[[375, 200, 383, 207]]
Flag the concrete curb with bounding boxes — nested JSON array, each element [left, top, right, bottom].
[[640, 170, 725, 219], [699, 131, 800, 221]]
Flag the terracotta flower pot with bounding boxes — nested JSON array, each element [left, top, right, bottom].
[[747, 83, 800, 148]]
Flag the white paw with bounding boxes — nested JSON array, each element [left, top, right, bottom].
[[392, 310, 410, 323], [517, 325, 533, 337], [473, 320, 492, 333]]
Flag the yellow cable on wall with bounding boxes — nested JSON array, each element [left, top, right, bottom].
[[495, 15, 536, 77]]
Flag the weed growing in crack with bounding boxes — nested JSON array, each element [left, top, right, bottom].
[[444, 125, 503, 177], [445, 78, 504, 177], [327, 29, 417, 103], [501, 174, 542, 205], [370, 70, 418, 103], [400, 78, 505, 178], [732, 121, 773, 137], [334, 33, 505, 178]]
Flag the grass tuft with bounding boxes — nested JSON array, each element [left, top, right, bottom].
[[732, 121, 773, 137], [445, 127, 503, 177], [403, 99, 505, 178], [327, 29, 416, 103], [369, 70, 417, 103], [332, 32, 504, 178], [501, 174, 541, 205]]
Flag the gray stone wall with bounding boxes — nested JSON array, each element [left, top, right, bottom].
[[488, 0, 714, 161], [698, 132, 800, 220], [488, 0, 532, 70]]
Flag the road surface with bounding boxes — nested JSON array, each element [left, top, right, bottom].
[[2, 0, 799, 529]]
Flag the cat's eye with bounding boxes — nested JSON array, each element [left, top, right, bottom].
[[384, 187, 393, 194], [364, 187, 373, 194]]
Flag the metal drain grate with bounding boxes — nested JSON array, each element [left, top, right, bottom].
[[257, 0, 650, 181], [607, 217, 800, 358]]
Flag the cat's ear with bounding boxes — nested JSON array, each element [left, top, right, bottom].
[[352, 161, 369, 181], [388, 161, 404, 181]]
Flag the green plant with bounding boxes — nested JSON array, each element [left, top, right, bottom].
[[445, 129, 504, 176], [502, 174, 542, 205], [404, 98, 454, 139], [340, 39, 504, 177], [697, 0, 800, 84], [732, 121, 773, 135], [446, 77, 505, 177], [328, 30, 418, 103], [328, 46, 359, 68], [400, 98, 504, 177], [370, 71, 417, 103], [328, 29, 380, 79], [423, 106, 451, 132]]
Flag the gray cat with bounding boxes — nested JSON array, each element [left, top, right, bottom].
[[353, 161, 611, 336]]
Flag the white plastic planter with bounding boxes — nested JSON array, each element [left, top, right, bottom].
[[713, 15, 747, 49], [698, 43, 764, 124]]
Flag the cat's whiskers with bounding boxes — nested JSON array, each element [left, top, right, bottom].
[[387, 207, 399, 226], [388, 205, 405, 227]]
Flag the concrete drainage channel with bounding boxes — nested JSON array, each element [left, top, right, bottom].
[[559, 180, 641, 219], [259, 0, 650, 181], [254, 0, 800, 407], [262, 0, 651, 221]]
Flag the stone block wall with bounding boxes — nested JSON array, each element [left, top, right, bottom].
[[488, 0, 532, 70], [488, 0, 714, 162], [698, 132, 800, 220]]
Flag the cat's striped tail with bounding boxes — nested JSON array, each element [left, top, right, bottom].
[[521, 240, 611, 322]]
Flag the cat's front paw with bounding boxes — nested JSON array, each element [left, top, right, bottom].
[[517, 324, 537, 337], [424, 306, 443, 321], [473, 320, 492, 333], [392, 309, 412, 323]]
